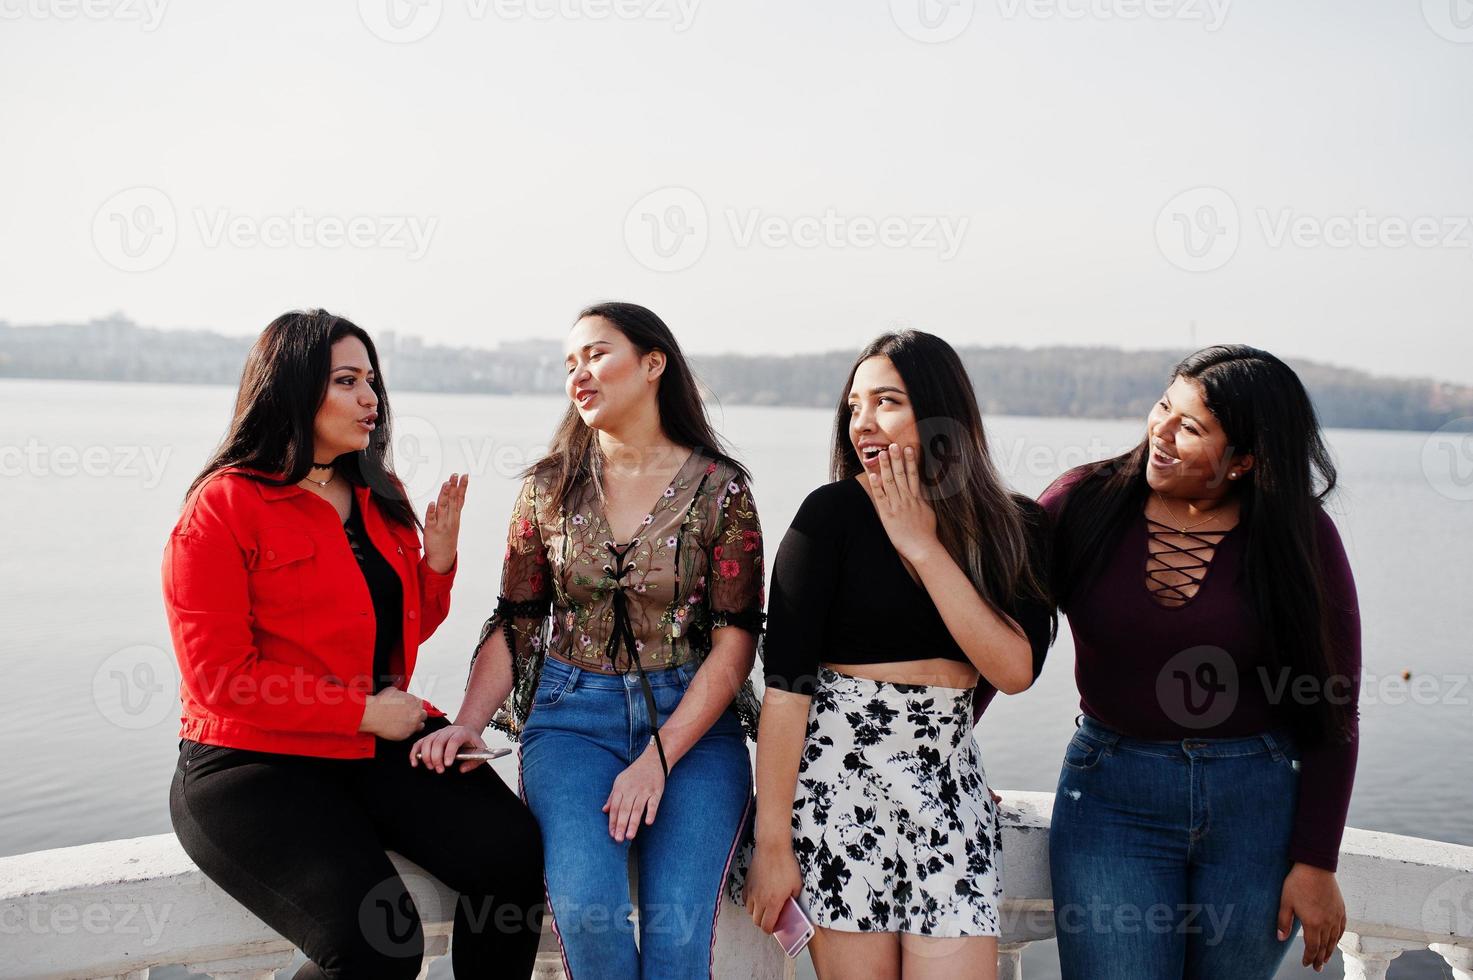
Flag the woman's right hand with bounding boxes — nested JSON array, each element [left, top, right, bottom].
[[409, 724, 489, 774], [358, 687, 427, 742], [746, 840, 804, 934]]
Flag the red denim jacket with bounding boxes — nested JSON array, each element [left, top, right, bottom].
[[162, 467, 455, 758]]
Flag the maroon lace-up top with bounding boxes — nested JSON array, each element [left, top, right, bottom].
[[1040, 467, 1361, 872]]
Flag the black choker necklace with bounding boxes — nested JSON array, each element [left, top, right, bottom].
[[309, 461, 335, 469]]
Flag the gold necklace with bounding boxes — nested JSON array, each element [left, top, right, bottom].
[[1153, 490, 1223, 533]]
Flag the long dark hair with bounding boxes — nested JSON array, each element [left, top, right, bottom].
[[185, 309, 419, 529], [1049, 344, 1349, 742], [831, 331, 1052, 623], [532, 301, 748, 512]]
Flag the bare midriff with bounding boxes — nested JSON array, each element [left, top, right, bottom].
[[821, 657, 980, 690]]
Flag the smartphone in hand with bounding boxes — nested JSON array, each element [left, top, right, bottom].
[[454, 747, 513, 762], [773, 896, 815, 958]]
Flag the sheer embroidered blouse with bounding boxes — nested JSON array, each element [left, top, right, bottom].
[[479, 447, 766, 739]]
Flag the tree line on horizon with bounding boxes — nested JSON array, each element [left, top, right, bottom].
[[2, 316, 1469, 433]]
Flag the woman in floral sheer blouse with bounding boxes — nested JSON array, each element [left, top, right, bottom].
[[412, 302, 765, 980]]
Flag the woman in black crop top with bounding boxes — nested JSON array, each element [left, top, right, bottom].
[[744, 331, 1053, 980]]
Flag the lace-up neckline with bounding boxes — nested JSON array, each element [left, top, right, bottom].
[[1143, 517, 1233, 608]]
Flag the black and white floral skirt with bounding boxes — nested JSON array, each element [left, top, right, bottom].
[[791, 666, 1002, 937]]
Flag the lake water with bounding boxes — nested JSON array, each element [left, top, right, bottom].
[[3, 378, 1469, 979]]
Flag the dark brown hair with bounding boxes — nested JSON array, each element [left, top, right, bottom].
[[831, 330, 1052, 623], [531, 301, 747, 512], [185, 309, 418, 528], [1048, 344, 1349, 743]]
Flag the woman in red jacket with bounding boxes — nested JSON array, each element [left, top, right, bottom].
[[164, 309, 544, 980]]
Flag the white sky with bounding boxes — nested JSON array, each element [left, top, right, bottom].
[[3, 0, 1471, 382]]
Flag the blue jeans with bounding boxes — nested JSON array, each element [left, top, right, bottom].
[[1049, 716, 1302, 980], [519, 656, 752, 980]]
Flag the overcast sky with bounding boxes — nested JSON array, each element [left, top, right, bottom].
[[3, 0, 1471, 382]]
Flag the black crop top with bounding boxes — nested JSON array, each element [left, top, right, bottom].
[[343, 495, 404, 694], [761, 478, 1054, 711]]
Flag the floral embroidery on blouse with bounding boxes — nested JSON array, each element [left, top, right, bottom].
[[475, 447, 765, 740]]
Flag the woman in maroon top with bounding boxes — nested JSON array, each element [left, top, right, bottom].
[[1042, 345, 1360, 979]]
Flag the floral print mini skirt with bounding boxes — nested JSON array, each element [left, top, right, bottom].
[[791, 666, 1002, 937]]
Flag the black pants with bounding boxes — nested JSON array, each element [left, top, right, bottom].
[[169, 719, 545, 979]]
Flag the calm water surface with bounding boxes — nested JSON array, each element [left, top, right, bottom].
[[3, 379, 1468, 979]]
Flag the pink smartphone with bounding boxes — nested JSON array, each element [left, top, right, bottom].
[[773, 896, 815, 958]]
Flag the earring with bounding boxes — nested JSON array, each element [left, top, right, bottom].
[[1229, 471, 1239, 479]]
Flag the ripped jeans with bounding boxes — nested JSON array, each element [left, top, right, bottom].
[[1048, 715, 1302, 980]]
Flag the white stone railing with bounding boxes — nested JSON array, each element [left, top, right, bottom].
[[2, 791, 1469, 979]]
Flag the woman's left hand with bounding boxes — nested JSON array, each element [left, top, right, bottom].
[[867, 445, 940, 564], [602, 745, 666, 842], [423, 474, 468, 575], [1277, 862, 1347, 971]]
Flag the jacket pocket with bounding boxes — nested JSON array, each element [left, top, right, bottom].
[[248, 526, 316, 608]]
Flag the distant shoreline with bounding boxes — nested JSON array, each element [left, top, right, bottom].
[[4, 316, 1471, 434]]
